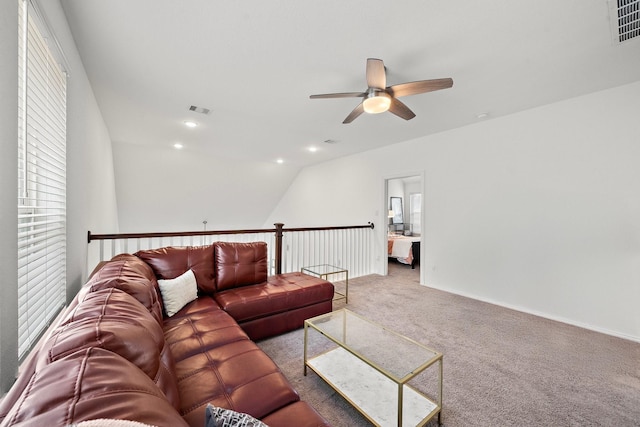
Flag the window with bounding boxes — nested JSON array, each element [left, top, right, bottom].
[[409, 193, 421, 235], [17, 0, 67, 359]]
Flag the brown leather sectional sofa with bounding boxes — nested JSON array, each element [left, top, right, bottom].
[[0, 241, 333, 427]]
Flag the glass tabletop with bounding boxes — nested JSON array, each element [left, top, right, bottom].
[[302, 264, 347, 275], [306, 309, 441, 382]]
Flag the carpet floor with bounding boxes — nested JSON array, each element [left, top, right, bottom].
[[257, 262, 640, 426]]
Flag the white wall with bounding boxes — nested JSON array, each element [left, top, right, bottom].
[[0, 0, 119, 392], [111, 141, 299, 232], [266, 81, 640, 341]]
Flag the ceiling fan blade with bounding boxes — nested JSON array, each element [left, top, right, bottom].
[[366, 58, 386, 89], [343, 102, 365, 124], [310, 92, 366, 99], [388, 78, 453, 98], [388, 98, 416, 120]]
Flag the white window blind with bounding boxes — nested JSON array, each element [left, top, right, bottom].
[[17, 0, 67, 359]]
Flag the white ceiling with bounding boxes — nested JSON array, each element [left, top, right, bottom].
[[60, 0, 640, 168]]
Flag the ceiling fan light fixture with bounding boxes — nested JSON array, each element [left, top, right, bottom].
[[310, 58, 453, 123], [363, 92, 391, 114]]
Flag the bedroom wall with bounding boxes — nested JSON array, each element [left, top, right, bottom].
[[264, 81, 640, 341]]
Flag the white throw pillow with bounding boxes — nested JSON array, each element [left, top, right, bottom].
[[157, 269, 198, 317]]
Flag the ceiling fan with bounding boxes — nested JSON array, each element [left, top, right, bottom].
[[310, 58, 453, 124]]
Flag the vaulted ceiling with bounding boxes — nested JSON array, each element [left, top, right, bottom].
[[61, 0, 640, 168]]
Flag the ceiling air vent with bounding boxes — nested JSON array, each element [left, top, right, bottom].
[[189, 105, 211, 115], [611, 0, 640, 43]]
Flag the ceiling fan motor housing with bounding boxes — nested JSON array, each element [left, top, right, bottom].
[[363, 89, 391, 114]]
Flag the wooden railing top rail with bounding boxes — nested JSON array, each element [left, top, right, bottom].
[[87, 228, 275, 242], [87, 222, 374, 243], [87, 222, 375, 275], [279, 222, 374, 233]]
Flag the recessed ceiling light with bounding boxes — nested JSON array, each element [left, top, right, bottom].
[[308, 146, 318, 153], [183, 120, 198, 128], [173, 143, 183, 149], [476, 112, 490, 120], [276, 158, 284, 164]]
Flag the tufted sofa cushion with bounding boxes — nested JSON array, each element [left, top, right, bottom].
[[174, 339, 299, 426], [62, 288, 180, 408], [214, 241, 268, 291], [2, 347, 188, 427], [135, 245, 216, 295], [53, 287, 180, 409], [163, 300, 248, 361], [215, 272, 334, 323], [162, 297, 299, 425], [37, 315, 162, 379], [81, 254, 164, 323]]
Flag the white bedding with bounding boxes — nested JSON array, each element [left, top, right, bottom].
[[388, 236, 420, 265]]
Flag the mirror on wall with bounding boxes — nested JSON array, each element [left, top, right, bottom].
[[390, 196, 403, 224]]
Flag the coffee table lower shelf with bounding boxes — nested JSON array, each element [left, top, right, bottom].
[[306, 347, 439, 427]]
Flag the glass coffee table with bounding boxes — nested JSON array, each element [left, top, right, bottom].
[[304, 309, 443, 426]]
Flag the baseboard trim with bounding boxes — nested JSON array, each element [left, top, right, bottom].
[[425, 283, 640, 344]]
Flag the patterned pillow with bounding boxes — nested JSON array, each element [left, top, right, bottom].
[[205, 404, 268, 427]]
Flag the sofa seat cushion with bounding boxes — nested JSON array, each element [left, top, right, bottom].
[[174, 339, 299, 427], [136, 245, 216, 295], [2, 347, 188, 427], [214, 272, 334, 323], [261, 401, 331, 427], [163, 298, 250, 362], [165, 294, 223, 320]]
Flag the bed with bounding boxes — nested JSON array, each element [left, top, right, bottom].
[[387, 235, 421, 269]]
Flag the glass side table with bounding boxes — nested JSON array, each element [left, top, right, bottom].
[[301, 264, 349, 304]]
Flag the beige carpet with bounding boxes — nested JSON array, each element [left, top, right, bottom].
[[257, 262, 640, 426]]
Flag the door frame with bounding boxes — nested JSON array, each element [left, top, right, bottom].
[[381, 171, 426, 285]]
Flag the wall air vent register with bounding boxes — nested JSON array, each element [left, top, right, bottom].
[[612, 0, 639, 42], [189, 105, 211, 115]]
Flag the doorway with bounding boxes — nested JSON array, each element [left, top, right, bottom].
[[383, 173, 424, 284]]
